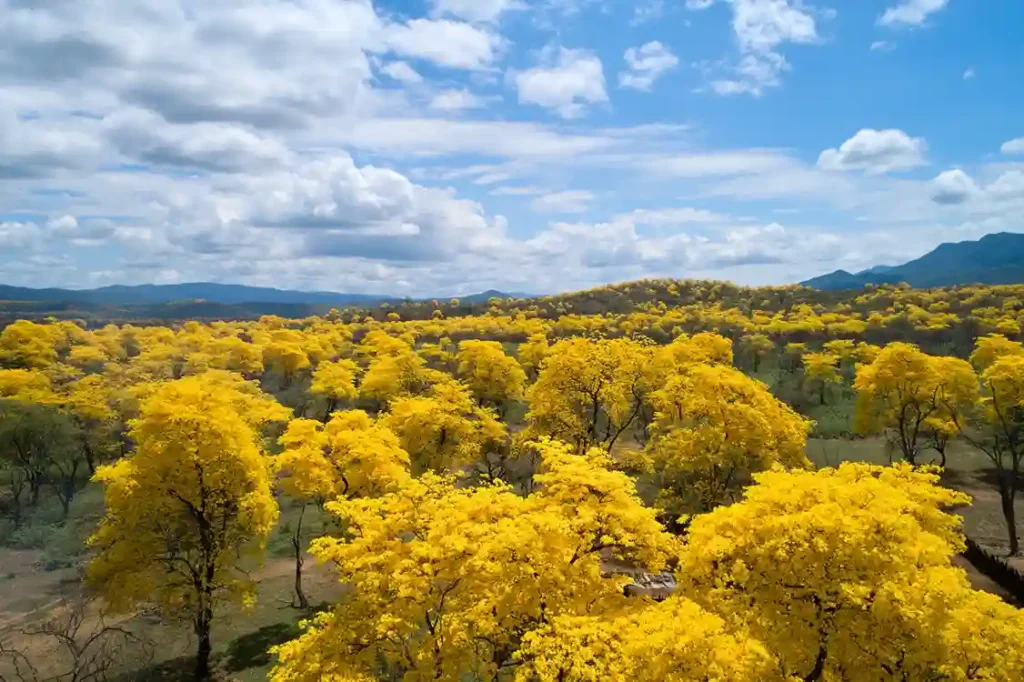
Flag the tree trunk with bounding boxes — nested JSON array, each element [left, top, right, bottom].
[[819, 382, 825, 406], [292, 504, 309, 610], [81, 435, 96, 475], [194, 609, 213, 681], [997, 472, 1019, 556], [322, 398, 336, 424]]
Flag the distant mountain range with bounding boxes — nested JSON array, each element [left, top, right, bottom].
[[0, 282, 532, 307], [802, 232, 1024, 290]]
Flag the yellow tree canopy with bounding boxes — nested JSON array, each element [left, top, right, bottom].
[[383, 380, 506, 473], [854, 343, 977, 464], [970, 333, 1024, 371], [310, 359, 360, 404], [88, 373, 280, 620], [455, 340, 527, 411], [514, 597, 772, 682], [678, 463, 1024, 681], [269, 440, 677, 682], [524, 337, 649, 452], [276, 410, 411, 503], [643, 363, 810, 516]]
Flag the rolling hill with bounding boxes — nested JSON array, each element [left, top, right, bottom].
[[802, 233, 1024, 290], [0, 283, 532, 307]]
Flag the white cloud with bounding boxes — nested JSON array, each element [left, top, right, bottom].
[[429, 89, 486, 111], [731, 0, 819, 53], [618, 207, 728, 225], [0, 222, 40, 250], [331, 118, 619, 158], [929, 168, 1024, 207], [1001, 138, 1024, 155], [631, 1, 665, 26], [383, 19, 502, 70], [878, 0, 950, 28], [619, 42, 679, 91], [711, 52, 789, 96], [490, 185, 545, 196], [931, 169, 979, 205], [514, 47, 608, 119], [870, 40, 893, 51], [430, 0, 524, 23], [104, 109, 292, 172], [695, 0, 819, 96], [530, 190, 595, 214], [963, 68, 975, 80], [818, 129, 928, 174], [380, 61, 423, 84]]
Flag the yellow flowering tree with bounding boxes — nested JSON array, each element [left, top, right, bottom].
[[958, 347, 1024, 555], [802, 352, 841, 405], [514, 597, 772, 682], [88, 374, 285, 680], [524, 338, 649, 452], [643, 363, 810, 519], [678, 463, 1024, 681], [456, 340, 527, 417], [854, 343, 977, 465], [384, 381, 507, 474], [275, 411, 411, 608], [308, 358, 360, 421], [269, 440, 676, 682]]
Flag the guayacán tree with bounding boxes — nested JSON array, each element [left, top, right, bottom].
[[524, 337, 649, 453], [383, 380, 507, 475], [456, 340, 527, 417], [87, 374, 286, 680], [308, 358, 360, 421], [956, 341, 1024, 555], [269, 439, 677, 682], [641, 363, 810, 519], [275, 411, 411, 608], [854, 343, 977, 465], [514, 597, 772, 682], [802, 352, 841, 406], [678, 463, 1024, 681]]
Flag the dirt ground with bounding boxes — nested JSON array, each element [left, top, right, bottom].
[[807, 437, 1024, 573], [0, 539, 342, 681]]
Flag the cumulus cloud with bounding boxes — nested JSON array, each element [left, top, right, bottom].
[[929, 168, 1024, 207], [878, 0, 950, 28], [429, 0, 525, 23], [429, 89, 486, 111], [695, 0, 819, 96], [530, 190, 595, 214], [104, 109, 292, 172], [711, 52, 789, 96], [1002, 138, 1024, 155], [619, 42, 679, 91], [0, 106, 105, 178], [631, 1, 665, 26], [514, 47, 608, 119], [818, 129, 928, 174], [380, 61, 423, 84], [931, 169, 979, 205], [383, 19, 502, 70], [731, 0, 819, 53]]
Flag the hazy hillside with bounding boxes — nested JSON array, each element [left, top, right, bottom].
[[803, 233, 1024, 290]]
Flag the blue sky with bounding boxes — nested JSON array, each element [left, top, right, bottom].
[[1, 0, 1022, 296]]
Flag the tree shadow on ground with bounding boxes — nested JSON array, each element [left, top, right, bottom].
[[222, 621, 300, 673]]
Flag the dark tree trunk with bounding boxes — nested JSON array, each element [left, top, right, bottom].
[[292, 504, 310, 610], [997, 471, 1019, 556], [194, 608, 213, 681]]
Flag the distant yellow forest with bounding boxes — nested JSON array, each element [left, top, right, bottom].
[[1, 279, 1024, 681]]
